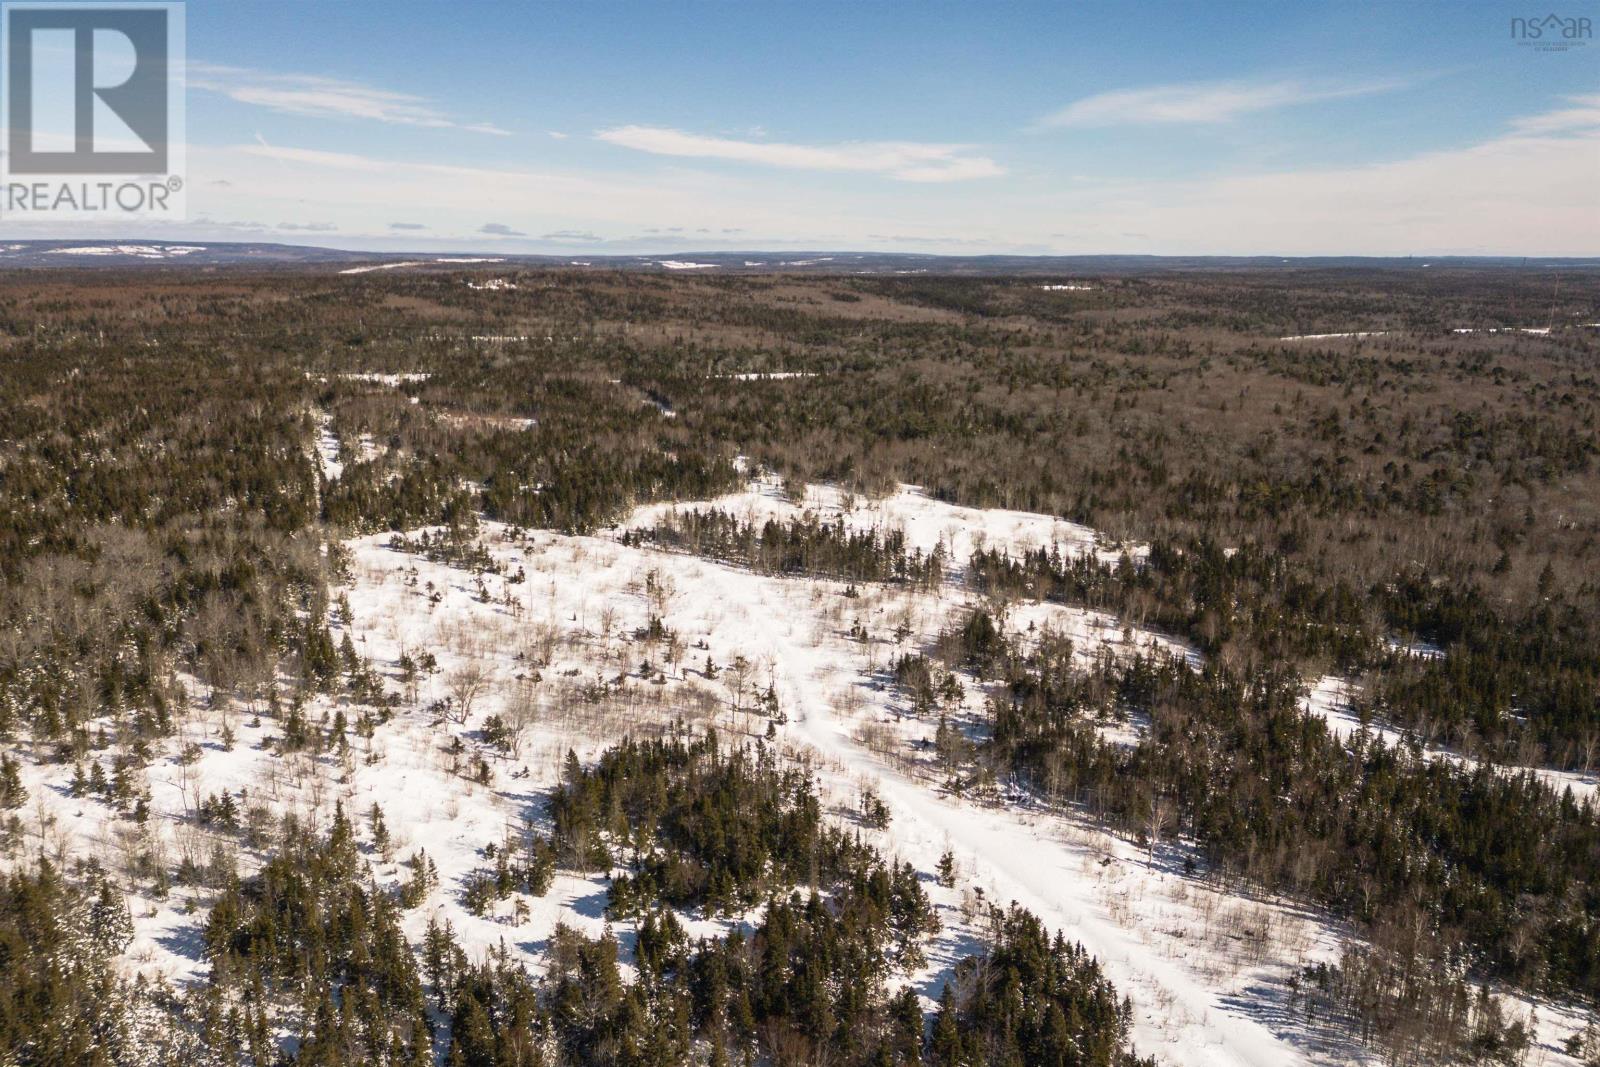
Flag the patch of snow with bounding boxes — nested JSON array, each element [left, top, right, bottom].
[[1383, 636, 1444, 660], [313, 412, 343, 481], [626, 470, 1144, 571], [339, 261, 425, 274], [340, 372, 431, 387], [1278, 332, 1390, 341], [46, 244, 205, 259], [438, 412, 536, 432]]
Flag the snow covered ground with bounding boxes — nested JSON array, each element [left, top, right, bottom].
[[338, 261, 426, 274], [12, 467, 1597, 1065], [314, 412, 344, 480], [627, 469, 1146, 572], [1277, 332, 1390, 341], [326, 515, 1347, 1066], [44, 244, 206, 259], [438, 412, 536, 432], [340, 372, 432, 386]]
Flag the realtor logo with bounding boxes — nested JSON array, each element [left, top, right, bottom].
[[1, 2, 184, 216]]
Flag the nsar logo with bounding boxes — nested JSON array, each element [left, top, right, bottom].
[[1510, 12, 1593, 50]]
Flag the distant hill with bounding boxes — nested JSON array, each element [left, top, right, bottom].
[[0, 240, 1595, 273], [0, 241, 379, 267]]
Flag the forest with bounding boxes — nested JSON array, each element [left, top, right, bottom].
[[1, 264, 1598, 1065]]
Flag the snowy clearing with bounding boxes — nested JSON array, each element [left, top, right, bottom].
[[327, 516, 1343, 1066], [15, 469, 1597, 1066], [626, 470, 1146, 571], [339, 372, 432, 386]]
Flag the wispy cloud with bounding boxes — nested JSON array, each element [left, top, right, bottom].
[[479, 222, 526, 237], [594, 125, 1003, 182], [1510, 92, 1600, 133], [191, 62, 510, 135], [1037, 78, 1402, 128], [185, 87, 1596, 257], [1024, 90, 1600, 254]]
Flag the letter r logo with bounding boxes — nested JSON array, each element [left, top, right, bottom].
[[5, 5, 168, 173]]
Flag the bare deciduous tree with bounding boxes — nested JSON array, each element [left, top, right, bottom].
[[502, 685, 538, 759], [446, 658, 490, 725]]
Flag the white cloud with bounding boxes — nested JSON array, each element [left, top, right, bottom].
[[1024, 93, 1600, 254], [190, 62, 510, 135], [240, 143, 391, 171], [1510, 92, 1600, 133], [211, 142, 748, 234], [123, 89, 1598, 257], [594, 125, 1003, 182], [1037, 78, 1401, 128]]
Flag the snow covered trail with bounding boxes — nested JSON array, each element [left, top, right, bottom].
[[797, 731, 1336, 1067], [1302, 675, 1600, 804], [314, 411, 343, 481], [335, 518, 1348, 1065], [669, 550, 1366, 1066]]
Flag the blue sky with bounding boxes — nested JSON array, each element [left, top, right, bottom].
[[45, 1, 1600, 253]]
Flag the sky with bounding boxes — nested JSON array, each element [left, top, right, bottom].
[[10, 0, 1600, 255]]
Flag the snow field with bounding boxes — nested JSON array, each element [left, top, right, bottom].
[[11, 469, 1598, 1065], [626, 467, 1146, 571], [331, 513, 1366, 1066]]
